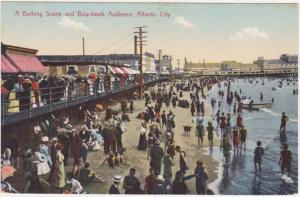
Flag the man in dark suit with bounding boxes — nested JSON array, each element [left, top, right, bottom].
[[109, 175, 122, 194]]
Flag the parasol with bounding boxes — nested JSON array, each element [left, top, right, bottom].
[[1, 165, 16, 181]]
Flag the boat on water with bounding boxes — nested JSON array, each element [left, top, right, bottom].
[[242, 103, 272, 110]]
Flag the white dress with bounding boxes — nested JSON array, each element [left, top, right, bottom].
[[33, 151, 50, 175]]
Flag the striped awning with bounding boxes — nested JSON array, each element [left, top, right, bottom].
[[108, 65, 117, 74], [108, 66, 124, 75], [114, 67, 124, 74], [6, 52, 46, 73], [121, 67, 140, 75], [121, 67, 130, 74], [1, 55, 19, 73]]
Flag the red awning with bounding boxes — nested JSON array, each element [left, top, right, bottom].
[[6, 52, 46, 73], [1, 55, 19, 73], [108, 66, 125, 75], [114, 67, 124, 74], [108, 66, 117, 74], [121, 67, 129, 74]]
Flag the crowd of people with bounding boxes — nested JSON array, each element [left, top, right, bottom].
[[108, 80, 214, 194], [1, 73, 156, 114], [1, 76, 295, 194]]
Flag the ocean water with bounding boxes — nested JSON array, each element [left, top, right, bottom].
[[205, 77, 298, 195]]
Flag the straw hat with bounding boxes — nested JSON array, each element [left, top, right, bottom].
[[112, 175, 122, 183], [64, 118, 69, 124], [51, 137, 58, 142], [41, 136, 49, 142], [156, 174, 164, 181]]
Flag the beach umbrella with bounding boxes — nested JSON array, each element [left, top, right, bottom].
[[1, 165, 16, 181]]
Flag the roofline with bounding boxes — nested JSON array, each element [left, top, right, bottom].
[[1, 43, 38, 54]]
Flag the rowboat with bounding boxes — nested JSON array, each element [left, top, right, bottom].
[[242, 103, 272, 110]]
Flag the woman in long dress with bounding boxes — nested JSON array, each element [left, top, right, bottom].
[[175, 146, 188, 174], [51, 143, 65, 191], [163, 153, 174, 183], [138, 123, 148, 150], [33, 151, 50, 176], [39, 137, 52, 167]]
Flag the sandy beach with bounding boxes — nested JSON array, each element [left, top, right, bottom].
[[85, 84, 220, 194]]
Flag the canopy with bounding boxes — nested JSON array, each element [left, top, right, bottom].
[[121, 67, 140, 75], [1, 55, 19, 73], [114, 67, 124, 74], [108, 65, 117, 74], [108, 66, 124, 75], [121, 67, 130, 74], [6, 52, 46, 73]]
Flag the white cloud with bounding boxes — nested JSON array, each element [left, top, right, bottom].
[[229, 27, 269, 41], [58, 16, 90, 32], [172, 16, 195, 28]]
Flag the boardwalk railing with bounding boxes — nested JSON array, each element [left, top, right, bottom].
[[1, 77, 169, 125]]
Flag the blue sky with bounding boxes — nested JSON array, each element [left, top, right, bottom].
[[1, 2, 298, 65]]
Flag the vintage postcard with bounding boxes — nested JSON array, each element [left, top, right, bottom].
[[0, 1, 298, 195]]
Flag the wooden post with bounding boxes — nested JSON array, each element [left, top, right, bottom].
[[139, 28, 143, 99], [134, 35, 138, 55]]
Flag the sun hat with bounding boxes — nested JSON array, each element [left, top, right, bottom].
[[156, 174, 165, 181], [51, 137, 58, 142], [41, 136, 49, 142], [113, 175, 122, 183]]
